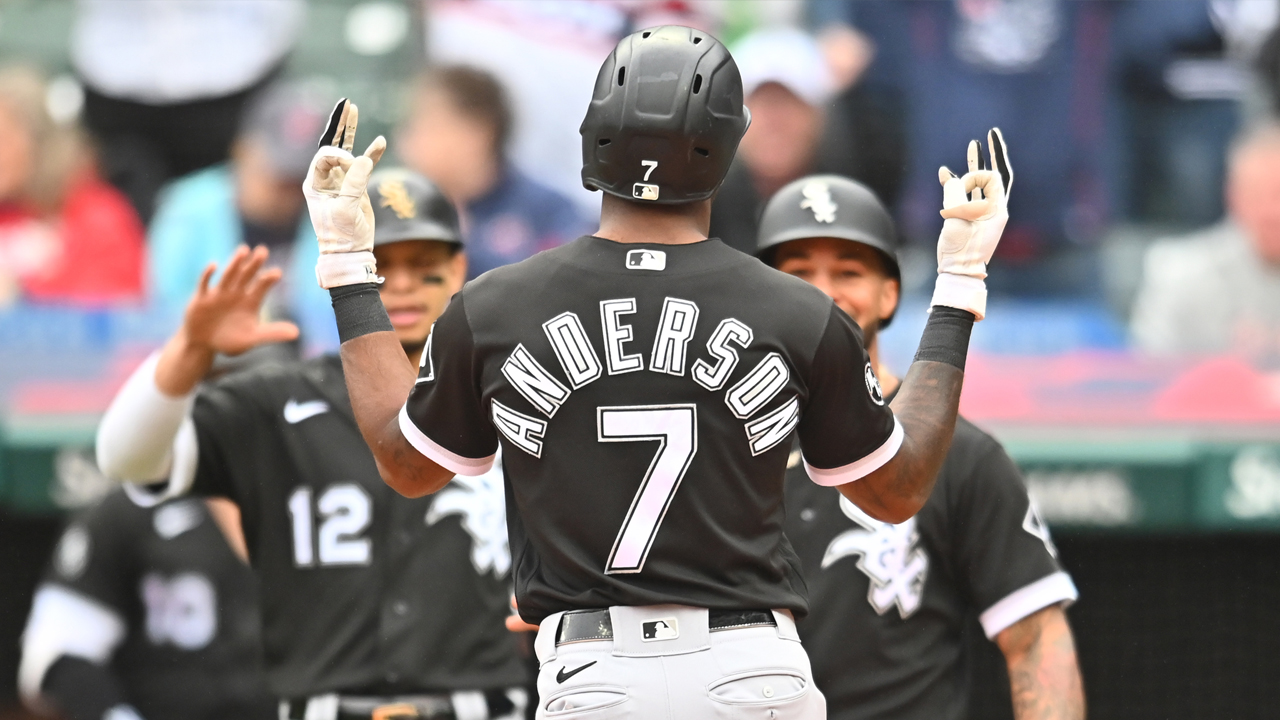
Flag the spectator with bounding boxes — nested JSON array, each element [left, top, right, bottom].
[[147, 81, 334, 353], [425, 0, 719, 211], [0, 66, 145, 307], [1131, 123, 1280, 360], [1254, 19, 1280, 119], [812, 0, 1111, 297], [396, 65, 592, 278], [710, 27, 864, 254], [72, 0, 305, 221], [1108, 0, 1258, 230]]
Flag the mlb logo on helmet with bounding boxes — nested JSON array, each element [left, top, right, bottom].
[[641, 617, 679, 641], [625, 249, 666, 271], [632, 183, 660, 201]]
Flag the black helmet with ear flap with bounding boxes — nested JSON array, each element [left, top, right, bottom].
[[757, 174, 901, 326], [369, 168, 463, 248], [580, 25, 750, 205]]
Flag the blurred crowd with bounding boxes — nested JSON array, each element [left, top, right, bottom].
[[3, 0, 1280, 362], [1, 3, 1275, 719]]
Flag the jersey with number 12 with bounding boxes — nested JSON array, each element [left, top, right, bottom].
[[402, 235, 902, 623]]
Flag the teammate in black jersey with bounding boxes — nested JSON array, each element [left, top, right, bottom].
[[19, 489, 273, 720], [307, 26, 1012, 719], [759, 174, 1085, 720], [95, 169, 527, 720]]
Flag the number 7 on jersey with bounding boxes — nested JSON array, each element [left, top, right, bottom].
[[598, 404, 697, 574]]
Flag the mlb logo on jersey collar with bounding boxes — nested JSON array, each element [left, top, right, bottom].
[[626, 249, 666, 271], [641, 617, 679, 641]]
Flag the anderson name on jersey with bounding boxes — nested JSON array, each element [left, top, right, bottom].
[[400, 235, 902, 623]]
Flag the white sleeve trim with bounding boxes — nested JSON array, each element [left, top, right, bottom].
[[19, 585, 126, 708], [980, 571, 1079, 639], [804, 417, 904, 487], [96, 351, 196, 485], [398, 405, 496, 477]]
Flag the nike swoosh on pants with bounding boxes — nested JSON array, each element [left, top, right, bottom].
[[556, 661, 597, 683]]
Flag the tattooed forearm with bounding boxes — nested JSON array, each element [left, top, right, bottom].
[[998, 606, 1086, 720], [371, 429, 452, 497], [839, 359, 965, 523]]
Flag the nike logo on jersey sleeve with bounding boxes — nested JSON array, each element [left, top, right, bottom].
[[556, 661, 597, 683], [284, 399, 330, 424]]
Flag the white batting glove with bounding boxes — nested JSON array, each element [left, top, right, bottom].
[[304, 99, 387, 289], [930, 127, 1013, 321]]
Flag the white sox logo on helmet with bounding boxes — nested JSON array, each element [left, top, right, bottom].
[[800, 179, 837, 223]]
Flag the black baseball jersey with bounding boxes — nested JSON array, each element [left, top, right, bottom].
[[40, 489, 273, 719], [784, 415, 1078, 720], [188, 355, 525, 697], [401, 235, 900, 623]]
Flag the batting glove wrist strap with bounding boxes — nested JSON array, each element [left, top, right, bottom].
[[316, 251, 379, 289], [330, 282, 393, 343], [914, 305, 975, 371], [931, 272, 988, 321]]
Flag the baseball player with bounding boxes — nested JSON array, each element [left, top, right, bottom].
[[759, 174, 1085, 720], [94, 168, 527, 720], [18, 490, 273, 720], [307, 26, 1010, 719]]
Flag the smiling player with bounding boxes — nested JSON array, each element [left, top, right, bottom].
[[758, 173, 1085, 720], [95, 163, 527, 719]]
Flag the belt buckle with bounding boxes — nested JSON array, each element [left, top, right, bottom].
[[371, 703, 421, 720]]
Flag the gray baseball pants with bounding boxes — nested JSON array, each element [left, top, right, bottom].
[[532, 605, 826, 719]]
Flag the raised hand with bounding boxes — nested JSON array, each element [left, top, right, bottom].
[[305, 98, 388, 288], [155, 246, 299, 396], [931, 128, 1013, 320], [182, 245, 299, 357], [939, 127, 1013, 224]]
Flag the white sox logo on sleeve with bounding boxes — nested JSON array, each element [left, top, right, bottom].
[[416, 324, 435, 383], [492, 299, 797, 460], [1022, 501, 1058, 558], [865, 363, 885, 406]]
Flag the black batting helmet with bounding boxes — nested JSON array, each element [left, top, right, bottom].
[[580, 25, 750, 205], [369, 168, 462, 248], [758, 175, 901, 325]]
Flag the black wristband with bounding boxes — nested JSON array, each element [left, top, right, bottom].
[[913, 306, 976, 370], [330, 283, 393, 343]]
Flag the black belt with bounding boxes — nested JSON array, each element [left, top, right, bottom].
[[282, 689, 515, 720], [556, 608, 776, 645]]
